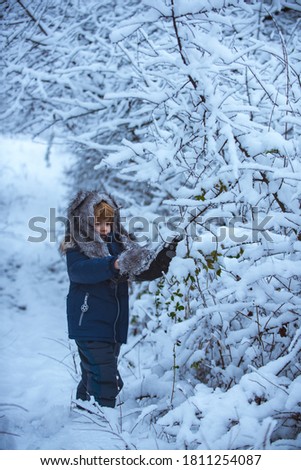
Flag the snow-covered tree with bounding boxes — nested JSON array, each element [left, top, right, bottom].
[[1, 0, 144, 196], [1, 0, 301, 449], [97, 0, 301, 448]]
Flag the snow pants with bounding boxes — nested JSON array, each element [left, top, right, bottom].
[[75, 341, 123, 408]]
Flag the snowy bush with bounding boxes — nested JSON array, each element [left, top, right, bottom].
[[1, 0, 301, 449], [102, 0, 301, 448]]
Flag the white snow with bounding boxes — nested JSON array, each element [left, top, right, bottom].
[[0, 138, 176, 450], [0, 129, 300, 451]]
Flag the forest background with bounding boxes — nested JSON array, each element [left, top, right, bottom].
[[1, 0, 301, 450]]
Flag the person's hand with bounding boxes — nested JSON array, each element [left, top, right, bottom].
[[114, 258, 120, 270]]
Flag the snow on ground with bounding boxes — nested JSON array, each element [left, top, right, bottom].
[[1, 137, 300, 453], [0, 138, 120, 450], [0, 137, 174, 451], [0, 137, 75, 449]]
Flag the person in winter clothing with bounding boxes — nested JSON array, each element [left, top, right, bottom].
[[61, 190, 180, 408]]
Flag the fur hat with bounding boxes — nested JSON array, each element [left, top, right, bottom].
[[66, 190, 156, 278]]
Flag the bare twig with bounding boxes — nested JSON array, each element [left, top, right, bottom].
[[170, 0, 205, 101], [16, 0, 48, 36]]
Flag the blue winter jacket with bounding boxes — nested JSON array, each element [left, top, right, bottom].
[[66, 234, 129, 343]]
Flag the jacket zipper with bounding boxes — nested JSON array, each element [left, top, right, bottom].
[[114, 345, 121, 395], [113, 283, 120, 342], [79, 292, 89, 326]]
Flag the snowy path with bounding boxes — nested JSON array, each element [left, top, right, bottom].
[[0, 138, 173, 451], [2, 139, 299, 453], [0, 139, 120, 450]]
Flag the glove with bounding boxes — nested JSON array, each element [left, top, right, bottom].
[[118, 246, 157, 277], [134, 235, 182, 282]]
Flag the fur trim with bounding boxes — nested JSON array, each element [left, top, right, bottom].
[[66, 190, 157, 277], [67, 190, 124, 258], [118, 246, 157, 278]]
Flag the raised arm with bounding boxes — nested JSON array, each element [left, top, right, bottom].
[[66, 249, 119, 284]]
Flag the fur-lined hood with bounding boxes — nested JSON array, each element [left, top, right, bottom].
[[65, 190, 128, 258], [64, 190, 157, 278]]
